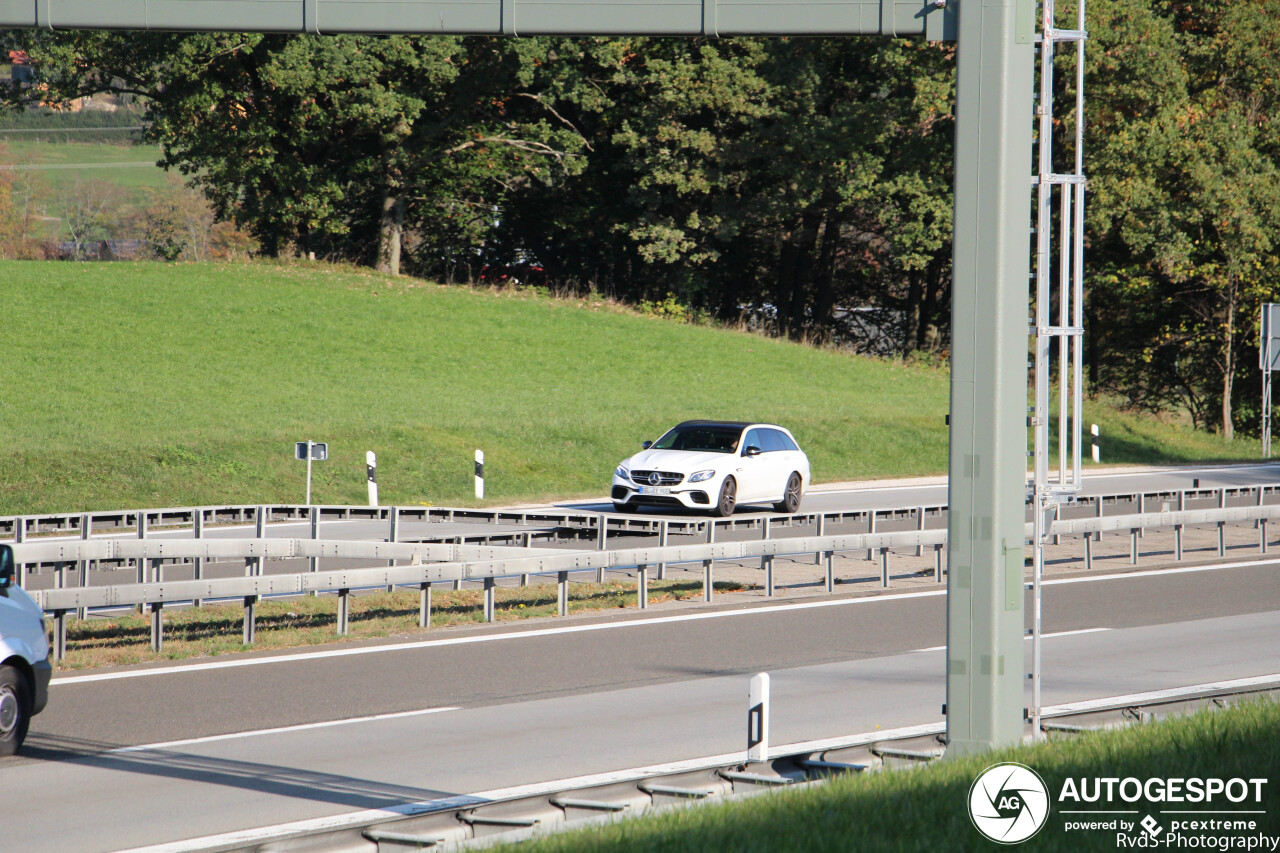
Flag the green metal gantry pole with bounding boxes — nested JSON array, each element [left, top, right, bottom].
[[945, 0, 1035, 754]]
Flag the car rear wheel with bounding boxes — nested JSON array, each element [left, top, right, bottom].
[[713, 477, 737, 517], [0, 665, 31, 757], [774, 472, 803, 514]]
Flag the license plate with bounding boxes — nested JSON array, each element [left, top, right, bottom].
[[639, 486, 672, 495]]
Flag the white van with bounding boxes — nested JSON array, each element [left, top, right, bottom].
[[0, 544, 51, 755]]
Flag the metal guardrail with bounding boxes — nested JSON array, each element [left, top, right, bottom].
[[23, 528, 948, 658], [18, 497, 1280, 658]]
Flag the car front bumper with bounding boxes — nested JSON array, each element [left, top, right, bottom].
[[611, 476, 715, 509]]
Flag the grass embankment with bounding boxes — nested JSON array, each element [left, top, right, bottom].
[[498, 700, 1280, 853], [58, 579, 752, 669], [0, 260, 1256, 515]]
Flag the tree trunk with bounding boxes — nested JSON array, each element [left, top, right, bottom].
[[376, 192, 404, 276], [1221, 282, 1236, 439]]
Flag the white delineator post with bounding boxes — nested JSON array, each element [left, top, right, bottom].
[[366, 451, 378, 507], [475, 450, 485, 500], [747, 672, 770, 763], [1091, 424, 1100, 463]]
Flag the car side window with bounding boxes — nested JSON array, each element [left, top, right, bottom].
[[742, 429, 763, 453], [768, 429, 799, 452], [760, 430, 788, 453]]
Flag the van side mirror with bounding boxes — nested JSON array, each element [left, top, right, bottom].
[[642, 441, 652, 450], [0, 544, 13, 591], [744, 446, 762, 457]]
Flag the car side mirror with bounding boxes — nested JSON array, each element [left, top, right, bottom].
[[0, 544, 13, 591], [642, 441, 652, 450], [744, 446, 762, 457]]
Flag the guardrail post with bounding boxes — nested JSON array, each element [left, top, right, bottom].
[[1261, 518, 1269, 555], [1137, 493, 1144, 539], [866, 512, 876, 561], [824, 551, 834, 592], [934, 543, 945, 583], [814, 514, 825, 565], [52, 610, 67, 661], [150, 603, 164, 652], [79, 513, 90, 620], [596, 516, 607, 583], [1217, 489, 1227, 556], [916, 507, 926, 557], [14, 516, 25, 587], [759, 518, 770, 572], [1130, 529, 1139, 565], [1094, 498, 1103, 543], [55, 561, 66, 592], [657, 521, 668, 580], [337, 589, 350, 635], [519, 532, 531, 587], [558, 571, 569, 616], [483, 577, 496, 622], [243, 595, 258, 645], [1084, 534, 1093, 570], [1175, 524, 1183, 561], [386, 507, 399, 591], [419, 582, 432, 628], [879, 547, 890, 588], [193, 509, 205, 608], [637, 564, 648, 610], [703, 521, 715, 602], [764, 555, 774, 597], [308, 507, 319, 593]]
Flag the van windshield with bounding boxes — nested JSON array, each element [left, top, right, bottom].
[[651, 425, 743, 454]]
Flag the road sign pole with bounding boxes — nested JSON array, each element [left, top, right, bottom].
[[305, 440, 314, 506], [946, 0, 1035, 755]]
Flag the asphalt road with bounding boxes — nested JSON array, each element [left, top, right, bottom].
[[5, 557, 1279, 853]]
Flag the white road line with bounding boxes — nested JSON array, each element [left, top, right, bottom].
[[111, 673, 1280, 853], [51, 555, 1280, 688], [911, 627, 1109, 653], [109, 706, 460, 754]]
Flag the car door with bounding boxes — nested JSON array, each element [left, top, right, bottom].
[[763, 428, 803, 498], [736, 428, 770, 502]]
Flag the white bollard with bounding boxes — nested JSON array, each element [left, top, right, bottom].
[[1091, 424, 1100, 463], [748, 672, 770, 763], [366, 451, 379, 507], [475, 450, 485, 500]]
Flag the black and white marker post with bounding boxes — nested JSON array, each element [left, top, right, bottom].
[[1091, 424, 1100, 464], [747, 672, 770, 763], [475, 450, 485, 500], [366, 451, 378, 507]]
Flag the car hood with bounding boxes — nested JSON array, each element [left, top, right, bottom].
[[620, 449, 733, 473]]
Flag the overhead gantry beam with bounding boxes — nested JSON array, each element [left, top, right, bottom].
[[0, 0, 956, 38]]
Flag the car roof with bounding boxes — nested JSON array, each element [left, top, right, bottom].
[[671, 420, 779, 430]]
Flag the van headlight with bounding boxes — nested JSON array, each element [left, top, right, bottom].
[[689, 470, 715, 483]]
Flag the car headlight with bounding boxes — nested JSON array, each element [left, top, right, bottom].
[[615, 466, 630, 480], [688, 469, 715, 483]]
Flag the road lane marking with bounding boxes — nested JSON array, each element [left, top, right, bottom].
[[109, 705, 460, 754], [52, 555, 1279, 688], [910, 627, 1109, 653], [109, 672, 1280, 853]]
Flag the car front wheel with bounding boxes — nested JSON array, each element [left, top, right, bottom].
[[774, 472, 803, 514], [0, 665, 32, 757], [713, 477, 737, 517]]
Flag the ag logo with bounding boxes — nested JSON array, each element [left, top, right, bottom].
[[969, 762, 1051, 844]]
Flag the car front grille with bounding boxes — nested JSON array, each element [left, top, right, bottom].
[[629, 470, 685, 486]]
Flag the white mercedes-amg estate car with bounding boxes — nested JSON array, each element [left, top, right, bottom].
[[611, 421, 810, 516]]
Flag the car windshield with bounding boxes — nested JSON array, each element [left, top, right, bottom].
[[651, 425, 743, 454]]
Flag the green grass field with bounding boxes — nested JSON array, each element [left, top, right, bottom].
[[494, 699, 1280, 853], [0, 260, 1259, 515]]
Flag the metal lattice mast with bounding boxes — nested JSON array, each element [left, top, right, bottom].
[[1029, 0, 1087, 737]]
